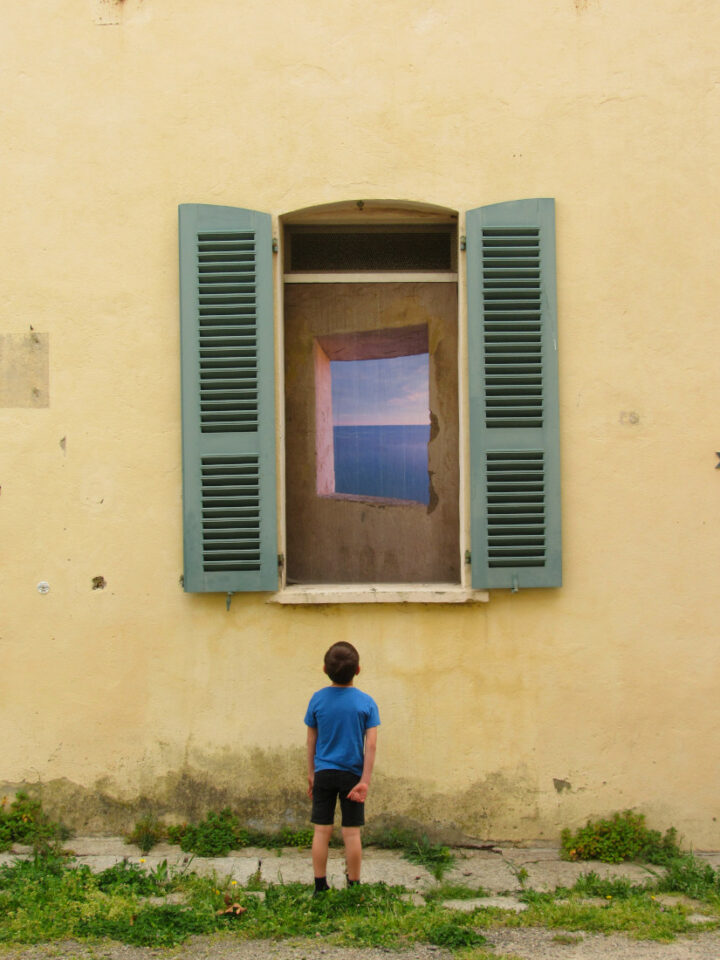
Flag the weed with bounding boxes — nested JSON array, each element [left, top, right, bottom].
[[367, 825, 421, 849], [176, 808, 241, 857], [424, 881, 489, 902], [401, 835, 455, 880], [95, 859, 170, 897], [166, 815, 314, 857], [514, 892, 698, 941], [552, 933, 583, 944], [0, 792, 70, 855], [561, 810, 682, 864], [572, 870, 651, 900], [126, 814, 165, 855], [423, 916, 487, 947], [657, 854, 720, 901]]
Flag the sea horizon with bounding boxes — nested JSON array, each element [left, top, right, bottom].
[[333, 423, 430, 504]]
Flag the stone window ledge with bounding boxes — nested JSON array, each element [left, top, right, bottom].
[[268, 584, 489, 605]]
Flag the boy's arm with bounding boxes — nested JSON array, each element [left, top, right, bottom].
[[347, 726, 378, 803], [306, 726, 317, 797]]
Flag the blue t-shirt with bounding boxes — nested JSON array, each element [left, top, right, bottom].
[[304, 686, 380, 777]]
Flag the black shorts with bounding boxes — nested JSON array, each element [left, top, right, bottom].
[[311, 768, 364, 827]]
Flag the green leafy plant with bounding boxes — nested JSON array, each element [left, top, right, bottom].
[[571, 870, 648, 900], [367, 825, 421, 849], [0, 791, 69, 855], [166, 816, 314, 856], [176, 808, 241, 857], [422, 916, 487, 948], [95, 858, 170, 896], [561, 810, 682, 864], [401, 834, 455, 880], [424, 881, 489, 902], [657, 854, 720, 900], [126, 813, 165, 854]]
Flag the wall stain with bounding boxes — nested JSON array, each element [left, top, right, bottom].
[[0, 752, 539, 841]]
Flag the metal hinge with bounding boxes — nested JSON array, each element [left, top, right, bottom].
[[278, 553, 285, 569], [272, 238, 278, 253], [464, 550, 471, 565], [460, 235, 467, 251]]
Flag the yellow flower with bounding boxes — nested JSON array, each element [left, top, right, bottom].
[[606, 895, 612, 900], [231, 880, 238, 886], [140, 858, 146, 863]]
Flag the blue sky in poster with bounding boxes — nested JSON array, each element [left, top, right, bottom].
[[330, 354, 429, 426]]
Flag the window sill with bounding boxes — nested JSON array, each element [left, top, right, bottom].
[[268, 584, 489, 605]]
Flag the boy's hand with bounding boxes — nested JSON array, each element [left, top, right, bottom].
[[347, 781, 368, 803], [307, 774, 314, 798]]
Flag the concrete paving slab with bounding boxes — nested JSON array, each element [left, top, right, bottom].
[[441, 896, 528, 912], [442, 850, 518, 892], [4, 837, 720, 901]]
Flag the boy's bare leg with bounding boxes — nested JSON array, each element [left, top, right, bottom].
[[342, 826, 362, 882], [312, 824, 333, 878]]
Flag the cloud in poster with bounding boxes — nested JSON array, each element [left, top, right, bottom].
[[331, 354, 429, 426]]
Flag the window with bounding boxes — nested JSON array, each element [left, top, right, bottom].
[[178, 199, 561, 595]]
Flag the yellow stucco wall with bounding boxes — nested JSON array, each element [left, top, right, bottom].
[[2, 0, 720, 844]]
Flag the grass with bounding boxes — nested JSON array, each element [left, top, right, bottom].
[[365, 826, 456, 879], [2, 848, 720, 950], [0, 855, 486, 951], [424, 881, 490, 902]]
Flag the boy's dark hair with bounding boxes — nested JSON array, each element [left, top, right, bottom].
[[324, 642, 360, 685]]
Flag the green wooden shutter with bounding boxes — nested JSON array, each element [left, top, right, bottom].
[[467, 198, 561, 590], [179, 204, 277, 592]]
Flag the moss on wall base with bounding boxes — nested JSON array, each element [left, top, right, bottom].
[[0, 750, 540, 842]]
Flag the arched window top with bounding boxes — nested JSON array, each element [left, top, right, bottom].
[[281, 198, 458, 226]]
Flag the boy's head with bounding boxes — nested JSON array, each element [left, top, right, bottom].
[[323, 642, 360, 685]]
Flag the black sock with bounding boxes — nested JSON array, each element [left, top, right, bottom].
[[346, 876, 360, 887], [314, 877, 330, 892]]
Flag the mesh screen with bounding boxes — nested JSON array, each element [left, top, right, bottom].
[[290, 231, 453, 271]]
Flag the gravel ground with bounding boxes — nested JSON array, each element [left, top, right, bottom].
[[3, 930, 720, 960]]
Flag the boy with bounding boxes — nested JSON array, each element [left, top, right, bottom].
[[304, 642, 380, 892]]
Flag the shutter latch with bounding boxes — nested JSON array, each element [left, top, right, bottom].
[[226, 591, 234, 611], [511, 574, 520, 594]]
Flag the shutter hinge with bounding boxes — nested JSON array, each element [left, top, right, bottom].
[[226, 591, 234, 611], [511, 574, 520, 594], [464, 550, 471, 565], [272, 238, 278, 253], [460, 235, 467, 251], [278, 553, 285, 569], [716, 452, 720, 469]]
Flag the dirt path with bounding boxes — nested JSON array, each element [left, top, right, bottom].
[[3, 930, 720, 960]]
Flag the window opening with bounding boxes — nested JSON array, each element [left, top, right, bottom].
[[283, 210, 459, 586]]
